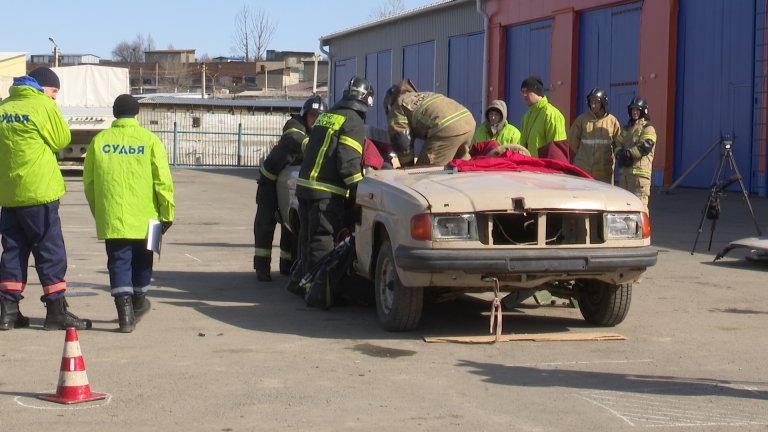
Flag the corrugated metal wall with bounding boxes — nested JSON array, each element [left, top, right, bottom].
[[754, 0, 768, 196], [403, 41, 436, 92], [673, 0, 756, 190], [448, 32, 485, 122], [504, 19, 553, 129], [576, 2, 642, 127], [324, 0, 483, 125]]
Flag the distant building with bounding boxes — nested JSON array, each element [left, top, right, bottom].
[[212, 56, 245, 63], [29, 53, 100, 66], [145, 50, 196, 64]]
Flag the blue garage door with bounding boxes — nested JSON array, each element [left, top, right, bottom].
[[333, 57, 356, 105], [366, 50, 392, 129], [403, 41, 436, 92], [577, 2, 642, 128], [504, 19, 553, 130], [674, 0, 756, 190], [448, 32, 484, 123]]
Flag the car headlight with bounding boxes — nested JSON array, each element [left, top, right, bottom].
[[411, 213, 477, 241], [605, 212, 648, 239]]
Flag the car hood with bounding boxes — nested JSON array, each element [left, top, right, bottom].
[[376, 168, 642, 213]]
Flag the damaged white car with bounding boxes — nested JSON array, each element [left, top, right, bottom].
[[278, 164, 657, 331]]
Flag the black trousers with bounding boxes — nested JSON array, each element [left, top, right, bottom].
[[254, 179, 293, 267], [297, 195, 346, 275]]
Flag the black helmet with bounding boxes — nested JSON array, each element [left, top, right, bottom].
[[300, 95, 327, 117], [343, 76, 374, 107], [627, 96, 649, 119], [587, 88, 608, 111]]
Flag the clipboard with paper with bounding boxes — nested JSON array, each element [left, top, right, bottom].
[[146, 219, 163, 256]]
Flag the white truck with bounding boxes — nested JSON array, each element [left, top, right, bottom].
[[51, 65, 130, 169]]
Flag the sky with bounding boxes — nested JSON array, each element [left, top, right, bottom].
[[0, 0, 441, 60]]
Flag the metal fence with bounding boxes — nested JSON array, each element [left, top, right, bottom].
[[138, 107, 291, 167]]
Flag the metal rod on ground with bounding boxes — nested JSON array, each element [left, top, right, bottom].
[[665, 137, 723, 193]]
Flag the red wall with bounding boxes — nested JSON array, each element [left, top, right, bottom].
[[483, 0, 677, 184]]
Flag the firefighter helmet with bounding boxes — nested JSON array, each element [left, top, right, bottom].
[[343, 76, 375, 107], [587, 88, 608, 111], [300, 95, 327, 117], [627, 96, 649, 119]]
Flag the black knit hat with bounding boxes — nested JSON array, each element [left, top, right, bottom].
[[113, 94, 139, 118], [521, 76, 544, 96], [28, 67, 60, 89]]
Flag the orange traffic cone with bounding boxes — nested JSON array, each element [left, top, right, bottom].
[[39, 327, 107, 404]]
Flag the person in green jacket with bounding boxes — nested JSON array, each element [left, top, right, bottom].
[[0, 67, 92, 331], [83, 94, 175, 333], [472, 99, 520, 146], [519, 76, 567, 158]]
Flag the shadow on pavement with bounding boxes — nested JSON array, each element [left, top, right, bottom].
[[151, 269, 593, 340], [457, 359, 768, 400]]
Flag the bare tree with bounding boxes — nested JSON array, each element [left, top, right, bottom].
[[250, 9, 276, 61], [369, 0, 406, 19], [161, 59, 191, 92], [232, 4, 251, 61], [231, 4, 276, 61], [111, 33, 156, 62]]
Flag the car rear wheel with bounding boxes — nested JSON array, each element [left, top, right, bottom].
[[577, 280, 632, 326], [374, 239, 423, 331]]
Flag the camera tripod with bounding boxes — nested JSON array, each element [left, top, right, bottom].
[[691, 136, 762, 254]]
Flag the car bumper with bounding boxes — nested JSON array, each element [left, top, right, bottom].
[[395, 246, 658, 274]]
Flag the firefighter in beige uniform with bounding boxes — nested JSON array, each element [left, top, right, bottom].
[[383, 79, 476, 167], [569, 88, 621, 183], [615, 96, 656, 212]]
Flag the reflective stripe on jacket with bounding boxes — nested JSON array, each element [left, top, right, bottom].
[[0, 85, 71, 207], [83, 118, 175, 239], [616, 119, 656, 179], [387, 90, 475, 140], [297, 108, 364, 199]]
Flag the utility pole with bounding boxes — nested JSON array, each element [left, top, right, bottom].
[[201, 63, 207, 99], [312, 53, 320, 94]]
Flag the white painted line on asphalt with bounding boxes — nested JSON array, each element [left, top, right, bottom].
[[185, 254, 202, 262], [14, 392, 112, 410], [577, 389, 768, 427]]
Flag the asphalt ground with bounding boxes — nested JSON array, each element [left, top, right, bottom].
[[1, 167, 767, 431]]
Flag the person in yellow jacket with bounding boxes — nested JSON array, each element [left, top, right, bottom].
[[0, 67, 92, 331], [83, 94, 175, 333], [570, 88, 621, 183], [383, 79, 476, 166], [472, 99, 520, 146], [519, 76, 567, 158], [615, 96, 656, 213]]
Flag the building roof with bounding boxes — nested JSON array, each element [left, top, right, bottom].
[[0, 52, 27, 61], [320, 0, 461, 43], [145, 49, 196, 54]]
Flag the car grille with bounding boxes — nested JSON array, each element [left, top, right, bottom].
[[477, 211, 605, 246]]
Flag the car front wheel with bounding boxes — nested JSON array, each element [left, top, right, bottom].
[[374, 239, 423, 331], [576, 280, 632, 326]]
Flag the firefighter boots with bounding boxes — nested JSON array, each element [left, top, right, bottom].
[[114, 296, 135, 333], [43, 297, 93, 331], [132, 295, 151, 323], [279, 258, 293, 276], [254, 256, 272, 282], [1, 298, 30, 330]]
